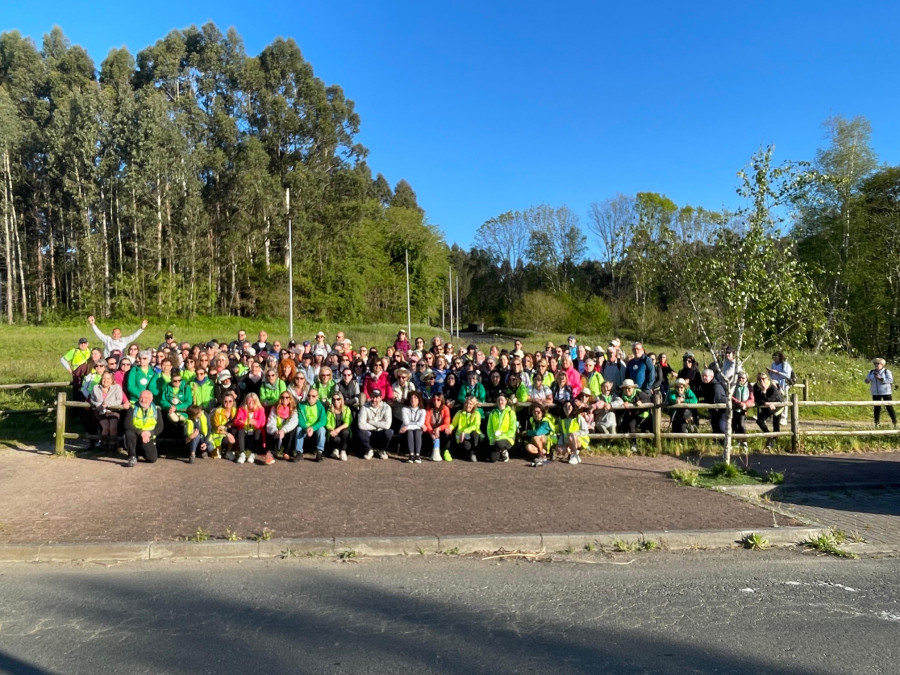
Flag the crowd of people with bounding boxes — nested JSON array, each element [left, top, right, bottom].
[[60, 318, 822, 469]]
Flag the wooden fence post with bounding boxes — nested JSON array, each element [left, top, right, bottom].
[[653, 391, 662, 454], [802, 377, 809, 402], [54, 391, 67, 455], [791, 393, 800, 454]]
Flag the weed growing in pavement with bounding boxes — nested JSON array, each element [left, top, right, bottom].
[[253, 527, 274, 542], [640, 539, 658, 551], [584, 543, 597, 552], [847, 531, 867, 543], [337, 549, 358, 559], [831, 529, 847, 544], [225, 529, 240, 542], [613, 539, 638, 552], [802, 531, 858, 559], [281, 549, 299, 558], [765, 470, 785, 484], [742, 533, 770, 550], [416, 546, 426, 556], [443, 547, 460, 555], [559, 546, 575, 554], [668, 468, 700, 486], [191, 527, 210, 542]]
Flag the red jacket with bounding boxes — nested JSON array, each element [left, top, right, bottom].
[[423, 404, 451, 434]]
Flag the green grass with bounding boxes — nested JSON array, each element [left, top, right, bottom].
[[668, 462, 786, 488]]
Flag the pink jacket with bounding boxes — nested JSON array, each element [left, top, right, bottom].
[[234, 406, 266, 431], [565, 367, 583, 397]]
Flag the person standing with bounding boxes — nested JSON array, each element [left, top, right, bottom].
[[88, 316, 148, 358], [866, 358, 897, 428], [767, 351, 794, 424], [61, 337, 91, 375]]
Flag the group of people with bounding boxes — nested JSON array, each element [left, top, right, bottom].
[[62, 318, 812, 468]]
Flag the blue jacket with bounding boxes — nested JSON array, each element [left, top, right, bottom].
[[626, 356, 655, 391]]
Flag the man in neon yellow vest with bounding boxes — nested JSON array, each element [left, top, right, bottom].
[[124, 390, 164, 467]]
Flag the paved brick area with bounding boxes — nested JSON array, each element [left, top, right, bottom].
[[0, 443, 789, 545]]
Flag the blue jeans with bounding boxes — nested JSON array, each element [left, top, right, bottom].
[[296, 426, 326, 454], [188, 434, 212, 456]]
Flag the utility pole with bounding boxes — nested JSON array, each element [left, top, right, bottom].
[[286, 188, 293, 340]]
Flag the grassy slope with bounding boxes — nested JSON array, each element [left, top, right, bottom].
[[0, 320, 882, 443]]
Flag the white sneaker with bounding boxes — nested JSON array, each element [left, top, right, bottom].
[[378, 450, 388, 460], [340, 450, 348, 462], [431, 448, 442, 462], [248, 453, 257, 464], [236, 452, 246, 464], [568, 455, 579, 465], [501, 449, 509, 462], [470, 452, 477, 463], [330, 450, 340, 460], [364, 449, 374, 460]]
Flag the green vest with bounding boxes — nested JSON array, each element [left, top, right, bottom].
[[133, 404, 158, 432]]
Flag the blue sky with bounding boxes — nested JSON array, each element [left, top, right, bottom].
[[4, 2, 899, 250]]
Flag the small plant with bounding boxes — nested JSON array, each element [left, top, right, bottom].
[[802, 532, 858, 559], [742, 533, 770, 550], [613, 539, 637, 552], [281, 548, 298, 558], [337, 549, 358, 559], [416, 546, 426, 556], [709, 461, 740, 479], [584, 542, 596, 552], [847, 531, 867, 544], [191, 527, 210, 543], [765, 470, 785, 484], [225, 529, 240, 542], [640, 539, 658, 551], [443, 546, 460, 555], [830, 529, 847, 544], [668, 468, 700, 486], [254, 527, 274, 542], [559, 545, 575, 554]]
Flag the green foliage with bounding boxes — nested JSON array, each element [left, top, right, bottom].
[[803, 531, 858, 559], [668, 468, 700, 486], [742, 533, 770, 550], [709, 461, 740, 479]]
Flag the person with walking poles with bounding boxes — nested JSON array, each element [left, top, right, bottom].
[[866, 358, 897, 428]]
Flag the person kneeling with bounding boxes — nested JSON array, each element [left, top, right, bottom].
[[124, 390, 163, 467]]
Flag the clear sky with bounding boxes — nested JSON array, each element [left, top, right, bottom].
[[4, 1, 899, 250]]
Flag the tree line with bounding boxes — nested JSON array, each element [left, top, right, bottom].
[[461, 117, 899, 359], [0, 23, 446, 325]]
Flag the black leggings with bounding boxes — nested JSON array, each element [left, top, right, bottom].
[[237, 428, 262, 454], [329, 428, 350, 452], [873, 394, 897, 425]]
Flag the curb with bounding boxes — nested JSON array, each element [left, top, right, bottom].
[[0, 526, 827, 563]]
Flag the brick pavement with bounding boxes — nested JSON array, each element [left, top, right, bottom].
[[0, 443, 789, 545]]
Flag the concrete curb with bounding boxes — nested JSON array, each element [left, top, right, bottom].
[[0, 526, 827, 563]]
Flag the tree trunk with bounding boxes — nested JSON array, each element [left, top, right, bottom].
[[2, 150, 13, 324], [100, 186, 111, 316]]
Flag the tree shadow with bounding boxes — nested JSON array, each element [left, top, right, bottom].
[[0, 565, 820, 674]]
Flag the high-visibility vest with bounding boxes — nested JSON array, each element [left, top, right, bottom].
[[184, 413, 209, 438], [133, 404, 158, 432]]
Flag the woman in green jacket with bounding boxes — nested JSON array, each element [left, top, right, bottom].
[[486, 391, 517, 463], [326, 391, 353, 461], [451, 396, 482, 462]]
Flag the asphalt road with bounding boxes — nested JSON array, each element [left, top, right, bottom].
[[0, 550, 898, 674]]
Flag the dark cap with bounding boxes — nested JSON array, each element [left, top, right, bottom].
[[206, 341, 218, 349], [78, 337, 89, 344], [371, 388, 382, 397], [165, 331, 174, 339]]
